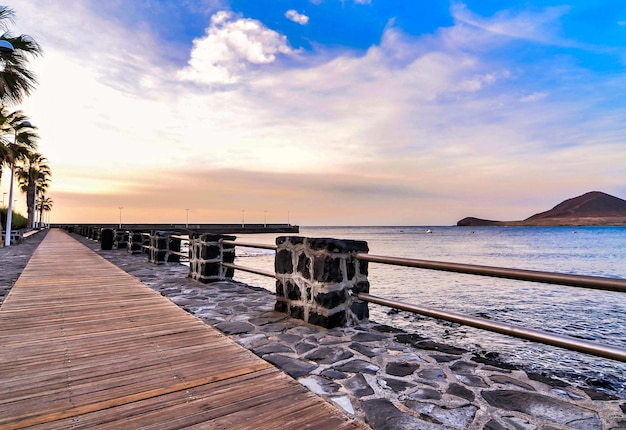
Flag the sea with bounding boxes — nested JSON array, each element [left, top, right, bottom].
[[206, 226, 626, 397]]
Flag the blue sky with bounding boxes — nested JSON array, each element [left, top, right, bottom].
[[3, 0, 626, 225]]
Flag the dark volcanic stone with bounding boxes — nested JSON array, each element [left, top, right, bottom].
[[334, 359, 379, 374], [431, 354, 461, 363], [408, 387, 442, 400], [382, 377, 415, 392], [362, 399, 440, 430], [450, 361, 478, 375], [490, 375, 535, 391], [252, 343, 294, 356], [214, 321, 255, 335], [447, 383, 475, 402], [344, 374, 374, 396], [527, 372, 570, 388], [349, 342, 379, 358], [352, 332, 388, 342], [481, 390, 602, 429], [263, 354, 317, 378], [385, 362, 420, 377], [483, 419, 508, 430], [320, 369, 348, 379], [304, 346, 353, 364]]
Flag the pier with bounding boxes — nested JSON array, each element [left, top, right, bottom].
[[0, 229, 365, 429], [1, 229, 625, 429]]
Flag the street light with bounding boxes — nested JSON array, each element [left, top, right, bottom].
[[241, 210, 245, 228], [4, 121, 31, 247], [118, 207, 123, 228], [185, 208, 190, 228], [264, 210, 267, 228]]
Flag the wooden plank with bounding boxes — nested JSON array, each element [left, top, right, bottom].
[[0, 229, 370, 429]]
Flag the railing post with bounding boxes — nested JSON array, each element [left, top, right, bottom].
[[114, 229, 128, 249], [148, 231, 181, 264], [274, 236, 370, 328], [127, 230, 144, 255], [188, 233, 236, 283]]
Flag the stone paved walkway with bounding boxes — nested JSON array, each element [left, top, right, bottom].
[[2, 231, 625, 429]]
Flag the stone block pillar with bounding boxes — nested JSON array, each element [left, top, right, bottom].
[[274, 236, 370, 328], [114, 229, 128, 249], [188, 234, 236, 283], [148, 231, 182, 264], [127, 231, 148, 255]]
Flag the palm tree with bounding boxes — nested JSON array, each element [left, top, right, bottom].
[[16, 152, 50, 228], [0, 6, 42, 106], [0, 108, 37, 244], [36, 195, 53, 227]]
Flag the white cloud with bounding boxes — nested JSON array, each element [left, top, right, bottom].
[[520, 92, 548, 102], [285, 10, 309, 25], [178, 11, 294, 84]]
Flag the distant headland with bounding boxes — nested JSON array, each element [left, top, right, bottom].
[[457, 191, 626, 226]]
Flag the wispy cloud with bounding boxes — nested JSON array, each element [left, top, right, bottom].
[[285, 10, 309, 25]]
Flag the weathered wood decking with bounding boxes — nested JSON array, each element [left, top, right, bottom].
[[0, 229, 368, 429]]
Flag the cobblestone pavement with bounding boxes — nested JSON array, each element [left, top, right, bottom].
[[2, 231, 625, 429]]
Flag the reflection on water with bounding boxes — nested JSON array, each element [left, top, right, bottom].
[[189, 226, 626, 396]]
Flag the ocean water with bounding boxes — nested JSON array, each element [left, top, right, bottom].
[[223, 226, 626, 397]]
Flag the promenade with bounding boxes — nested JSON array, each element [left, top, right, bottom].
[[0, 229, 366, 429], [1, 229, 625, 429]]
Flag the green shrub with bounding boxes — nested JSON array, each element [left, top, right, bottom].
[[0, 208, 28, 230]]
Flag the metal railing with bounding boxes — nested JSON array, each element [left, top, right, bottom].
[[219, 240, 626, 362], [221, 240, 278, 278]]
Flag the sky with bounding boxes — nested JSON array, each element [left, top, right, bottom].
[[1, 0, 625, 226]]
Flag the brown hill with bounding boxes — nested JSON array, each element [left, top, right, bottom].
[[457, 191, 626, 226]]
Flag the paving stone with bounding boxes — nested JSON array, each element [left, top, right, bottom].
[[305, 346, 354, 364], [454, 373, 488, 388], [320, 369, 348, 379], [447, 383, 475, 402], [408, 387, 442, 401], [251, 342, 294, 355], [481, 390, 602, 429], [214, 321, 255, 334], [334, 359, 380, 374], [263, 354, 317, 378], [385, 361, 420, 377], [362, 399, 445, 430], [405, 401, 478, 428], [299, 375, 341, 395], [380, 377, 415, 393], [344, 374, 374, 396], [490, 374, 536, 391], [349, 342, 381, 358], [449, 361, 478, 375]]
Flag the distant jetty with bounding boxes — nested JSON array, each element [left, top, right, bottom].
[[457, 191, 626, 226]]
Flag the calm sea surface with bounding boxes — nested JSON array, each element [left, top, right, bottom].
[[226, 226, 626, 396]]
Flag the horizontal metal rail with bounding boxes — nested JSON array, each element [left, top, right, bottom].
[[357, 293, 626, 362], [221, 262, 276, 278], [221, 239, 277, 251], [356, 253, 626, 293]]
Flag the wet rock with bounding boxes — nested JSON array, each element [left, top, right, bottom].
[[385, 361, 420, 377], [305, 346, 353, 364], [263, 354, 317, 378], [352, 332, 388, 342], [344, 374, 374, 396], [362, 399, 443, 430], [334, 359, 380, 374], [481, 390, 602, 429]]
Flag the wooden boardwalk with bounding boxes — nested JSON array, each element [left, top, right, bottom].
[[0, 229, 369, 429]]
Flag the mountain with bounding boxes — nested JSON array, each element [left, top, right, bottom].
[[457, 191, 626, 226]]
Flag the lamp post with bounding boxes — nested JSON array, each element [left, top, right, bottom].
[[185, 208, 190, 228], [118, 207, 123, 228], [264, 210, 267, 228], [241, 210, 245, 228], [5, 120, 31, 247]]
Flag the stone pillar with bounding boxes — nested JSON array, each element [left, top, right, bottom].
[[127, 231, 148, 255], [188, 234, 236, 283], [114, 229, 128, 249], [148, 231, 181, 264], [274, 236, 370, 328]]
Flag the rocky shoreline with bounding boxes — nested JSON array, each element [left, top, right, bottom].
[[2, 231, 625, 429]]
